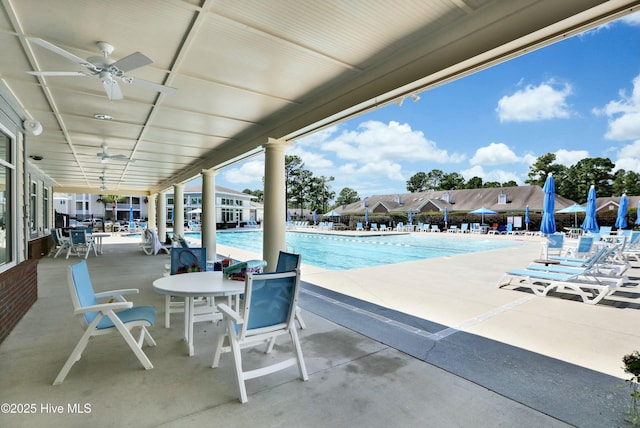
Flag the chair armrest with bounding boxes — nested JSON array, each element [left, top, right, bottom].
[[217, 303, 244, 325], [94, 289, 139, 300], [74, 301, 133, 315]]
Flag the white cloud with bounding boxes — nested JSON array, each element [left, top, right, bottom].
[[621, 11, 640, 27], [322, 120, 465, 164], [594, 74, 640, 141], [496, 80, 573, 122], [460, 165, 523, 184], [221, 158, 265, 185], [553, 149, 589, 166], [470, 142, 520, 165], [614, 140, 640, 173]]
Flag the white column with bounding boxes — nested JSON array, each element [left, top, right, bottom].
[[202, 169, 217, 260], [157, 191, 167, 243], [147, 194, 157, 230], [174, 183, 185, 237], [263, 137, 292, 269]]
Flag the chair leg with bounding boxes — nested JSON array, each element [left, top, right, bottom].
[[228, 329, 248, 403], [289, 327, 309, 381], [53, 317, 102, 385], [165, 295, 171, 328], [295, 306, 306, 329], [105, 311, 154, 370]]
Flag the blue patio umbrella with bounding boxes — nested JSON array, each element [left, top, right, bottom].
[[364, 208, 369, 224], [469, 207, 496, 225], [408, 209, 413, 224], [581, 185, 598, 233], [313, 211, 318, 225], [129, 206, 134, 223], [556, 204, 586, 228], [287, 210, 291, 222], [540, 173, 556, 235], [443, 207, 448, 228], [524, 205, 530, 231], [615, 194, 628, 229], [636, 200, 640, 226]]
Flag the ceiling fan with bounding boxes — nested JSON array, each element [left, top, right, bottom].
[[27, 37, 177, 100], [98, 172, 108, 190], [96, 143, 135, 163]]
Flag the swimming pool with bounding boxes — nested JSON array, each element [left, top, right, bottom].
[[207, 231, 522, 271]]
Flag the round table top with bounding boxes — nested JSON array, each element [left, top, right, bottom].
[[152, 271, 245, 297]]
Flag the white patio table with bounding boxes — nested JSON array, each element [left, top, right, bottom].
[[152, 271, 244, 356]]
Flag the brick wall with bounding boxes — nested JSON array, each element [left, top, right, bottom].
[[28, 235, 53, 260], [0, 259, 38, 344]]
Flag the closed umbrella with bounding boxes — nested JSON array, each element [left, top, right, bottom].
[[540, 173, 556, 235], [636, 200, 640, 226], [129, 206, 134, 223], [469, 207, 497, 225], [615, 194, 628, 230], [581, 185, 598, 233], [364, 208, 368, 225], [313, 211, 318, 225], [556, 204, 586, 228], [524, 205, 530, 231], [408, 209, 413, 225], [443, 207, 448, 228]]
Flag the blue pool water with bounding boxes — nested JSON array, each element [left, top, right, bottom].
[[198, 231, 522, 271]]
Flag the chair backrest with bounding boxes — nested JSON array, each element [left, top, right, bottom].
[[275, 251, 301, 273], [460, 223, 468, 231], [575, 236, 593, 254], [70, 229, 88, 245], [68, 260, 99, 327], [546, 233, 564, 249], [599, 225, 612, 235], [506, 224, 512, 232], [170, 247, 207, 275], [240, 270, 300, 339], [51, 228, 61, 245]]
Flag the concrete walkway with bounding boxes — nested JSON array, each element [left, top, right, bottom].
[[1, 231, 638, 427]]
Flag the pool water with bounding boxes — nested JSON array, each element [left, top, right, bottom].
[[205, 231, 522, 271]]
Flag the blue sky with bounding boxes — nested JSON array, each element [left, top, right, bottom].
[[214, 12, 640, 199]]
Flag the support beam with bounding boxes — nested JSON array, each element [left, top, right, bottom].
[[147, 194, 157, 230], [173, 183, 185, 238], [202, 169, 217, 261], [263, 137, 292, 269], [157, 191, 167, 243]]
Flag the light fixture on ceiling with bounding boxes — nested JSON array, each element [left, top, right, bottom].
[[23, 119, 43, 136], [29, 155, 43, 161], [94, 113, 112, 121], [396, 97, 404, 107]]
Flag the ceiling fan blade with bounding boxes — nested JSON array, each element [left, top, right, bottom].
[[125, 76, 177, 95], [111, 52, 152, 72], [102, 78, 123, 100], [27, 71, 90, 77], [27, 37, 99, 71], [109, 155, 135, 163]]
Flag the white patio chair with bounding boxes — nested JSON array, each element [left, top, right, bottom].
[[66, 229, 97, 259], [212, 269, 308, 403], [53, 260, 156, 385]]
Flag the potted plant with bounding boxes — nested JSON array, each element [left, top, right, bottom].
[[622, 350, 640, 425]]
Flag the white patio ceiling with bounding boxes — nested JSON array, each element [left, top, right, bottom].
[[1, 0, 638, 195]]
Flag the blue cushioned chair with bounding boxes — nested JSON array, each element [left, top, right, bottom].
[[54, 260, 156, 385], [212, 269, 308, 403]]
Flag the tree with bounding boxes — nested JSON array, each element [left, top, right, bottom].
[[525, 153, 567, 187], [242, 188, 264, 203], [440, 172, 465, 190], [465, 176, 483, 189], [308, 176, 335, 213], [98, 195, 127, 220], [290, 168, 314, 215], [406, 172, 428, 192], [502, 180, 518, 187], [483, 181, 502, 188], [334, 187, 359, 207], [559, 157, 614, 201], [612, 170, 640, 196], [285, 155, 307, 210]]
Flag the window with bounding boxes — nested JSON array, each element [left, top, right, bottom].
[[498, 192, 507, 204], [30, 180, 37, 233], [43, 185, 49, 231], [0, 130, 13, 267]]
